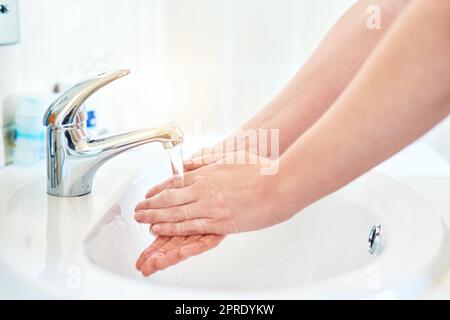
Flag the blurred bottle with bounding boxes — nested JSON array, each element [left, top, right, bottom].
[[0, 47, 20, 168], [2, 96, 17, 165], [13, 95, 49, 166]]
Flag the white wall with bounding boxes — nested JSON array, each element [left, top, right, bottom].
[[11, 0, 355, 134]]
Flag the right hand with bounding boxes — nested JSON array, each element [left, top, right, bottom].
[[135, 150, 286, 237]]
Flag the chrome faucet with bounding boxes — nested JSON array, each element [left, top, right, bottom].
[[43, 70, 183, 197]]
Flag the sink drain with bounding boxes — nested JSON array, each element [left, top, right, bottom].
[[368, 225, 382, 255]]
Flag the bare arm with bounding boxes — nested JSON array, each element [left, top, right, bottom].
[[279, 0, 450, 215], [231, 0, 411, 155]]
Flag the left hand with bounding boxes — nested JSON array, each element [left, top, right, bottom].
[[136, 234, 224, 276]]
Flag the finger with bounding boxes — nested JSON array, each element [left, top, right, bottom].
[[179, 235, 225, 258], [183, 159, 206, 172], [188, 142, 227, 162], [135, 183, 197, 211], [151, 219, 217, 237], [139, 236, 191, 276], [146, 236, 212, 273], [135, 236, 171, 270], [144, 175, 192, 199], [135, 202, 207, 224], [140, 235, 221, 276], [190, 146, 219, 159], [183, 153, 226, 172]]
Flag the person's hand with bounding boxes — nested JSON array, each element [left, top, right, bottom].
[[184, 130, 273, 172], [134, 152, 291, 236], [136, 234, 224, 276]]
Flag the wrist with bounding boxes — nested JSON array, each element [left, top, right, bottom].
[[273, 152, 315, 218]]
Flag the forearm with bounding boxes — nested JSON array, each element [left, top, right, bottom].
[[278, 0, 450, 215], [238, 0, 410, 155]]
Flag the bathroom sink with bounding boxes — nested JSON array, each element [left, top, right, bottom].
[[82, 170, 449, 299], [0, 146, 448, 299]]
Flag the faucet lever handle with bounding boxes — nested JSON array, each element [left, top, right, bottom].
[[43, 69, 130, 128]]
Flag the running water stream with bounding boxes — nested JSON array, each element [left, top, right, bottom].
[[168, 144, 185, 187]]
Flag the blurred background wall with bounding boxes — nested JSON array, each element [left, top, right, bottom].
[[13, 0, 355, 134]]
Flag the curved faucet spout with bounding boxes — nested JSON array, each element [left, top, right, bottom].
[[43, 69, 184, 197], [86, 123, 184, 157]]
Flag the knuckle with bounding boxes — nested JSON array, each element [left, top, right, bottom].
[[197, 201, 211, 216], [204, 201, 225, 220], [183, 172, 193, 184], [193, 177, 208, 193], [160, 190, 172, 204], [176, 223, 184, 235], [148, 211, 162, 224], [207, 221, 224, 234], [168, 176, 179, 188], [173, 175, 183, 188], [182, 206, 190, 220], [167, 176, 176, 185], [196, 220, 209, 233], [185, 222, 197, 234], [141, 210, 153, 223], [156, 247, 167, 255]]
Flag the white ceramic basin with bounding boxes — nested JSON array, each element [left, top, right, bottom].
[[83, 170, 449, 299], [0, 146, 448, 299]]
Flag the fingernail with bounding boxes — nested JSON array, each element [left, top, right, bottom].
[[134, 211, 145, 221]]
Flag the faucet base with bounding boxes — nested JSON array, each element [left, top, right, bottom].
[[47, 182, 93, 198], [47, 190, 92, 198]]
